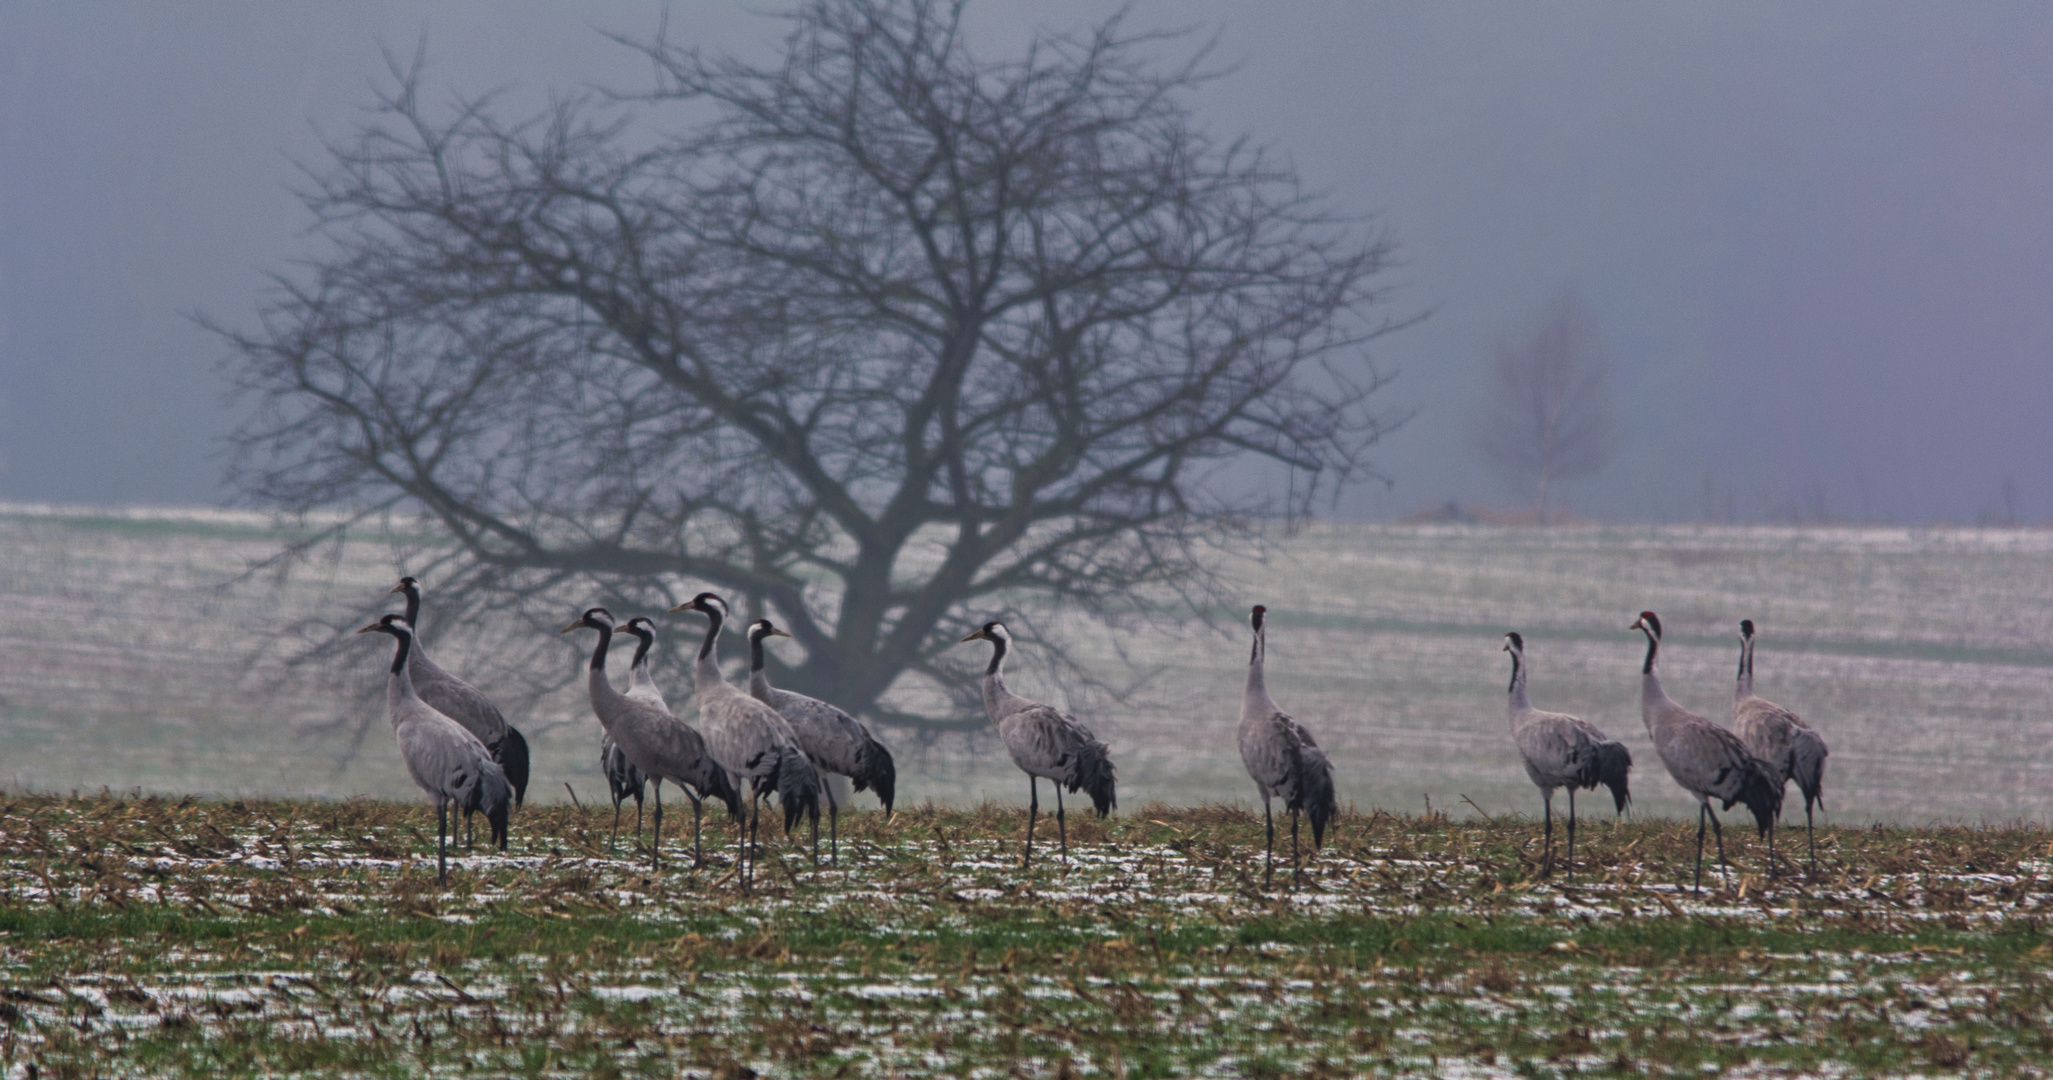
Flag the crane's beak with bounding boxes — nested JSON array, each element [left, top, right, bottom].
[[387, 584, 407, 595], [558, 619, 584, 634], [959, 629, 984, 643], [664, 602, 691, 614], [1629, 618, 1645, 632], [355, 622, 382, 635], [769, 627, 793, 638]]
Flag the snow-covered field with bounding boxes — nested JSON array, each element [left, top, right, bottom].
[[5, 504, 2053, 821]]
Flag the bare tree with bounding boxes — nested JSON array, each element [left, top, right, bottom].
[[1472, 292, 1619, 521], [215, 0, 1414, 738]]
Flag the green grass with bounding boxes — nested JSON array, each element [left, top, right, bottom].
[[1, 794, 2050, 1077]]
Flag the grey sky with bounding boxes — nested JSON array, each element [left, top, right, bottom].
[[2, 2, 2049, 521]]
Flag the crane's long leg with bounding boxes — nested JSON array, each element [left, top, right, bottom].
[[610, 794, 622, 851], [1708, 804, 1729, 891], [684, 789, 703, 869], [1542, 791, 1555, 879], [1026, 780, 1042, 870], [1566, 788, 1578, 882], [747, 790, 763, 895], [1262, 795, 1275, 889], [809, 783, 821, 868], [1694, 803, 1707, 895], [1767, 814, 1777, 880], [635, 791, 644, 841], [1805, 801, 1817, 880], [824, 778, 841, 867], [733, 788, 749, 890], [437, 800, 449, 887], [651, 780, 664, 873], [1290, 807, 1302, 885], [1055, 785, 1068, 863]]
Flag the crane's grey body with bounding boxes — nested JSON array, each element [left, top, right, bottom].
[[1503, 632, 1630, 879], [390, 578, 530, 811], [601, 618, 664, 846], [961, 622, 1117, 868], [1237, 606, 1336, 887], [563, 610, 741, 871], [357, 616, 510, 885], [1632, 612, 1780, 892], [748, 620, 897, 865], [669, 594, 821, 894], [1734, 620, 1829, 876]]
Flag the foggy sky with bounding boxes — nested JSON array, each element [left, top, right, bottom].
[[3, 2, 2050, 522]]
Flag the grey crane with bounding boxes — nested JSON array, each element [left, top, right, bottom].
[[355, 615, 510, 885], [1502, 631, 1631, 879], [389, 578, 530, 814], [747, 619, 897, 866], [1631, 611, 1780, 893], [1734, 619, 1829, 877], [560, 607, 743, 871], [959, 621, 1117, 868], [1237, 605, 1337, 887], [665, 593, 822, 893], [598, 617, 669, 848]]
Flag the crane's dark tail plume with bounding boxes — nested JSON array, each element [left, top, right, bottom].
[[854, 733, 897, 817], [1592, 741, 1633, 814], [1292, 747, 1338, 849], [1068, 740, 1118, 818], [492, 726, 531, 808], [700, 760, 746, 821], [775, 748, 823, 834], [469, 765, 513, 851], [1790, 729, 1828, 813], [1722, 760, 1783, 837]]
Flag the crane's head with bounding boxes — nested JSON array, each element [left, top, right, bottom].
[[619, 616, 658, 640], [959, 620, 1010, 645], [355, 613, 414, 638], [666, 592, 729, 621], [1250, 604, 1266, 632], [559, 607, 616, 634], [388, 576, 421, 597], [748, 619, 794, 643], [1503, 631, 1524, 654], [1630, 611, 1662, 639], [1739, 618, 1755, 641]]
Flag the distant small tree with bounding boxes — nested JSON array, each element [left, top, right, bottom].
[[1471, 292, 1619, 520]]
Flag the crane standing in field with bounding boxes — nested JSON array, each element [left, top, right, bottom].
[[747, 619, 897, 865], [1734, 620, 1829, 877], [666, 593, 821, 893], [1631, 612, 1781, 893], [356, 615, 510, 885], [1502, 631, 1631, 879], [561, 608, 742, 871], [598, 617, 671, 849], [388, 578, 530, 822], [1237, 605, 1337, 887], [959, 621, 1117, 868]]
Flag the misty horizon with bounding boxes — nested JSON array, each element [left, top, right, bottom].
[[4, 2, 2051, 524]]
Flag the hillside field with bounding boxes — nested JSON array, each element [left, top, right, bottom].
[[5, 505, 2053, 823]]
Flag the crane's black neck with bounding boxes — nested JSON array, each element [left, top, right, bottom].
[[399, 582, 421, 626], [985, 635, 1008, 677], [388, 625, 413, 675], [629, 628, 653, 670], [1507, 648, 1523, 695], [588, 622, 613, 671], [1640, 627, 1659, 674], [697, 607, 724, 662], [749, 627, 769, 673]]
